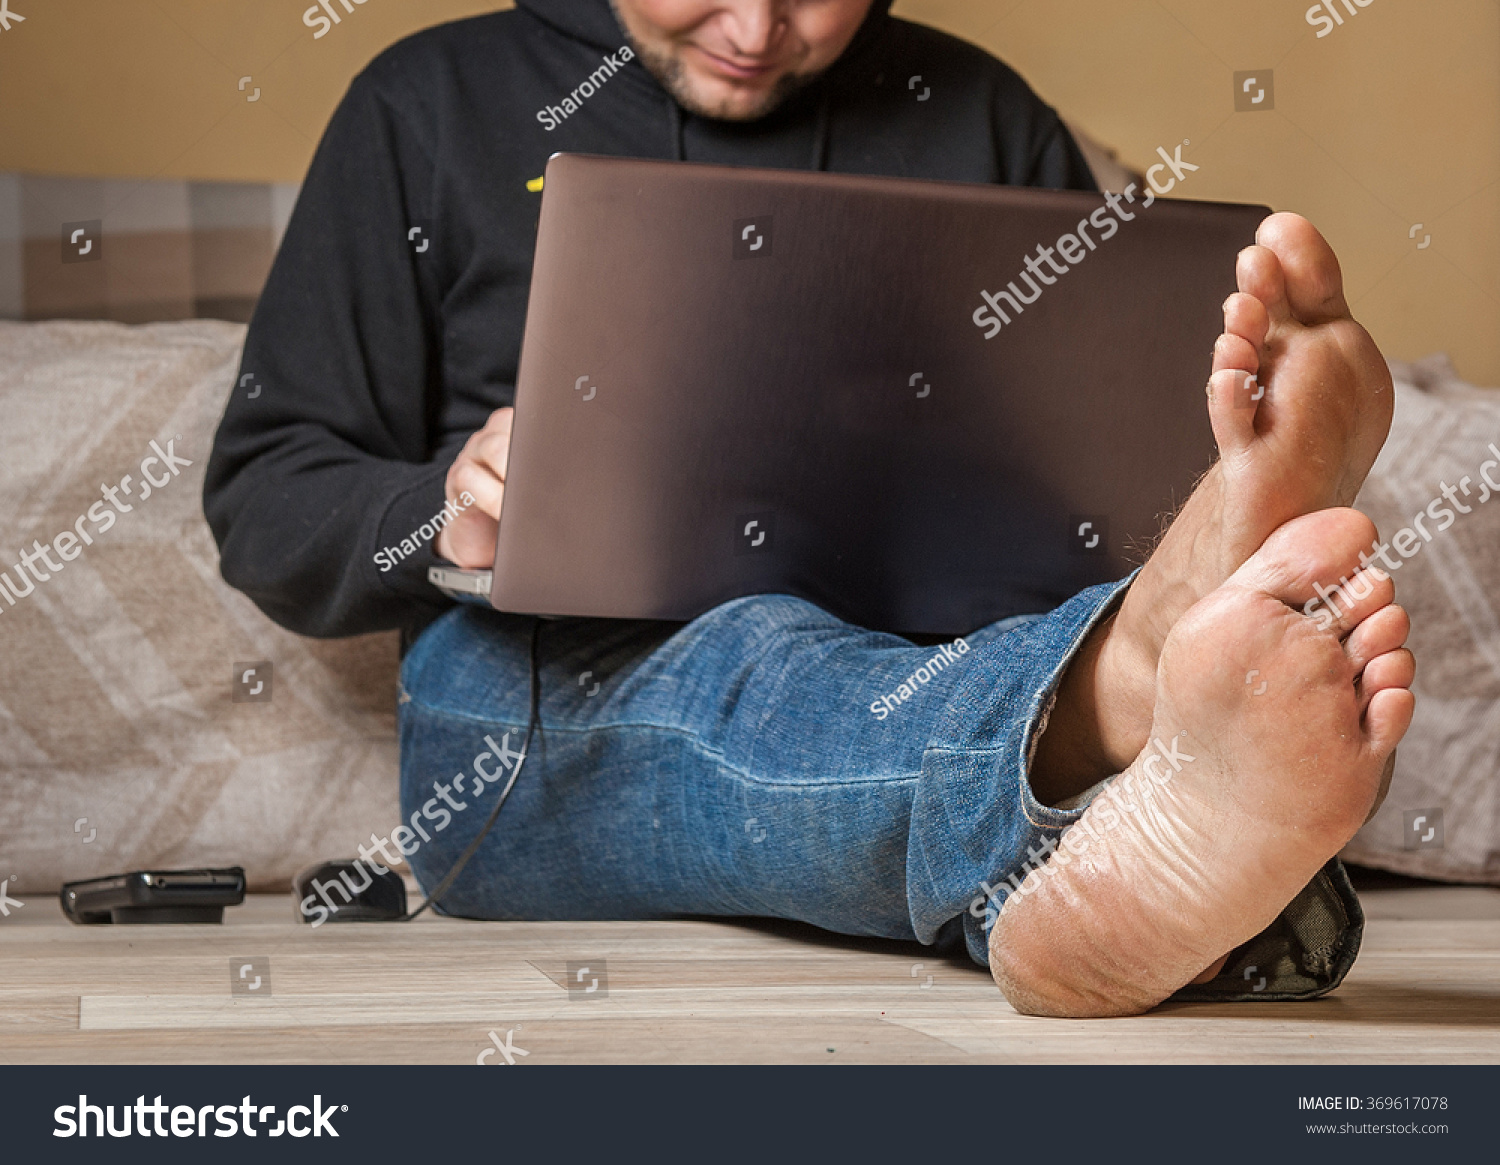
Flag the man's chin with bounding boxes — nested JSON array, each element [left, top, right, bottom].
[[676, 71, 814, 122], [687, 86, 780, 122], [637, 41, 814, 123]]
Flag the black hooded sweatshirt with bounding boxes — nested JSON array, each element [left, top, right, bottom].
[[203, 0, 1096, 641]]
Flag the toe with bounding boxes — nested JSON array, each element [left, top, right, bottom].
[[1359, 647, 1416, 715], [1207, 329, 1265, 451], [1254, 212, 1351, 326], [1345, 604, 1410, 672], [1231, 508, 1379, 605], [1223, 291, 1271, 354], [1236, 243, 1293, 329], [1324, 568, 1398, 636], [1212, 330, 1260, 377], [1206, 303, 1269, 452], [1206, 367, 1263, 455], [1365, 684, 1416, 758]]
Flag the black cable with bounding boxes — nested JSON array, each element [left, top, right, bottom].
[[401, 617, 543, 921]]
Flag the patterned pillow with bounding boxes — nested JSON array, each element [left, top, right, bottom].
[[0, 319, 400, 896], [1343, 355, 1500, 883]]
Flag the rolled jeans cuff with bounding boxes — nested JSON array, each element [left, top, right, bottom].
[[1166, 858, 1364, 1003], [907, 571, 1138, 965]]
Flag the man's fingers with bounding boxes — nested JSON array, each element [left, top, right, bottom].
[[442, 405, 513, 531], [472, 428, 512, 482], [448, 407, 514, 511], [448, 460, 506, 520]]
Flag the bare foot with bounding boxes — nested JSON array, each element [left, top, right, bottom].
[[992, 508, 1416, 1018], [1034, 214, 1396, 801]]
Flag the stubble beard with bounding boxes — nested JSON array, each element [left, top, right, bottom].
[[625, 29, 820, 122]]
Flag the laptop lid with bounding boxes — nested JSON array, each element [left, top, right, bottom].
[[492, 153, 1267, 635]]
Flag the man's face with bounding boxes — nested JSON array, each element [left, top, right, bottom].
[[612, 0, 876, 122]]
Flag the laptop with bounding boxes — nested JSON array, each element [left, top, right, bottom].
[[431, 153, 1268, 636]]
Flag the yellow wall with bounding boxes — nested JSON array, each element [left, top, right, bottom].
[[0, 0, 503, 183], [3, 0, 1496, 380], [901, 0, 1500, 388]]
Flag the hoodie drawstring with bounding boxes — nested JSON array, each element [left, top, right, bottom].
[[668, 97, 685, 161], [809, 91, 831, 171]]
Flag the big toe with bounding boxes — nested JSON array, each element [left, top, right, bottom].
[[1255, 212, 1350, 326], [1230, 507, 1378, 604]]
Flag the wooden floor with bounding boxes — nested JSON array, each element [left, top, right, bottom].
[[3, 886, 1498, 1064]]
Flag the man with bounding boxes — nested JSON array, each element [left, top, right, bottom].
[[205, 0, 1413, 1017]]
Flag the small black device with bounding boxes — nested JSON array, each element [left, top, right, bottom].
[[288, 620, 544, 926], [59, 867, 246, 924], [292, 860, 408, 923]]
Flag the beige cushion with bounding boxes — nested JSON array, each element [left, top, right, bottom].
[[1343, 355, 1500, 883], [1, 321, 1495, 897], [0, 319, 399, 895]]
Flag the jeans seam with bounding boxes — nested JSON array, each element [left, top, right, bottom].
[[401, 696, 925, 792]]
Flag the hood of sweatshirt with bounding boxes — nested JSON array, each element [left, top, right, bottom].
[[514, 0, 896, 63], [514, 0, 899, 167]]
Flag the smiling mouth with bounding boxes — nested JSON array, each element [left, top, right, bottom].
[[691, 44, 780, 82]]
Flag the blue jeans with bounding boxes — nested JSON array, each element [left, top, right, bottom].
[[398, 588, 1363, 999]]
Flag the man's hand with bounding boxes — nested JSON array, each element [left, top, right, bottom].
[[435, 406, 512, 568]]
